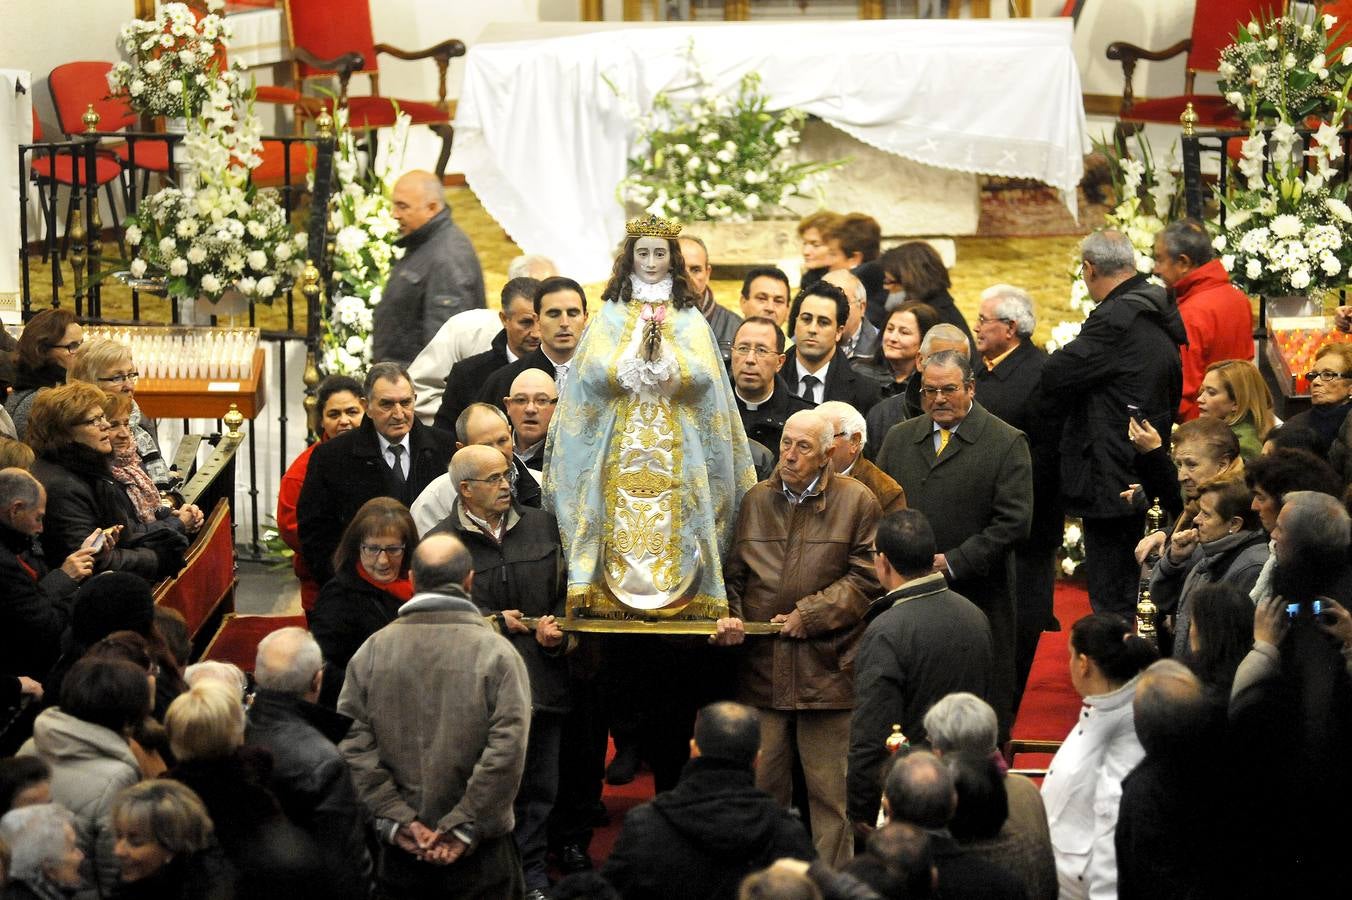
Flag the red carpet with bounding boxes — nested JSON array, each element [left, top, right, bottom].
[[586, 580, 1094, 865]]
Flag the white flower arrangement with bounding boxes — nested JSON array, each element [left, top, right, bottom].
[[318, 108, 409, 376], [107, 0, 232, 119], [1219, 48, 1352, 297], [1218, 11, 1350, 124], [1048, 136, 1177, 352], [1060, 519, 1086, 577], [124, 70, 303, 304], [615, 43, 844, 222]]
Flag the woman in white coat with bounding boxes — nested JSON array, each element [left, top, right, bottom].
[[1041, 614, 1157, 900]]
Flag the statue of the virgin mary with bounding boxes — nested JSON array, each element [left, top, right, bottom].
[[542, 214, 757, 621]]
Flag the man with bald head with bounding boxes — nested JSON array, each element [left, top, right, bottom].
[[430, 445, 567, 896], [339, 532, 531, 899], [504, 369, 557, 475], [411, 403, 539, 535], [246, 627, 371, 885], [717, 408, 881, 867], [375, 170, 486, 366], [823, 268, 880, 366]]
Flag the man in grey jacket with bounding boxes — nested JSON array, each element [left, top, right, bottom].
[[374, 171, 487, 365], [339, 533, 532, 899]]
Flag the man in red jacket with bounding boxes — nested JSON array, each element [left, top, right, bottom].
[[1153, 219, 1254, 421]]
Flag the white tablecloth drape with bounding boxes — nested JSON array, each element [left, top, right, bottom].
[[451, 18, 1087, 282], [1, 68, 33, 323], [226, 7, 290, 68]]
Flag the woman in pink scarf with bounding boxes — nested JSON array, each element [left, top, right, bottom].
[[103, 392, 203, 531]]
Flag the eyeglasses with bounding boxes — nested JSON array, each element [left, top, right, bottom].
[[46, 340, 82, 353], [505, 395, 558, 407], [359, 543, 406, 558], [1305, 370, 1351, 382], [76, 414, 110, 428], [465, 471, 511, 486], [731, 344, 779, 359], [920, 385, 966, 398], [976, 315, 1012, 327], [97, 371, 140, 385]]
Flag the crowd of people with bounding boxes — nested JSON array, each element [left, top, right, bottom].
[[4, 175, 1352, 899]]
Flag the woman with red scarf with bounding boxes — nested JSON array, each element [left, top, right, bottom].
[[307, 497, 417, 708]]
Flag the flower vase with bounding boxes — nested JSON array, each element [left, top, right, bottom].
[[182, 288, 249, 327], [164, 116, 197, 194]]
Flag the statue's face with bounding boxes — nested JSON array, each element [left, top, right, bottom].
[[632, 236, 671, 285]]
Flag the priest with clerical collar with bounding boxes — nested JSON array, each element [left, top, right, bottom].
[[731, 316, 814, 462]]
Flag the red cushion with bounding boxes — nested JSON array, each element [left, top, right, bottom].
[[1187, 1, 1283, 72], [252, 139, 313, 185], [49, 61, 137, 135], [31, 151, 123, 187], [340, 95, 449, 128], [1120, 94, 1243, 129], [112, 140, 173, 173]]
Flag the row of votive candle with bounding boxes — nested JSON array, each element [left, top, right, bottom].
[[86, 327, 259, 382]]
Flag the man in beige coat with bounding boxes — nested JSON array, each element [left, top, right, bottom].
[[715, 409, 882, 868], [339, 533, 532, 900]]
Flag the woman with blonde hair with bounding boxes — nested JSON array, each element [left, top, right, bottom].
[[67, 338, 170, 488], [110, 779, 232, 898], [1196, 359, 1275, 462]]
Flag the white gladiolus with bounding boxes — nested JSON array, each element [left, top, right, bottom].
[[1325, 13, 1337, 29]]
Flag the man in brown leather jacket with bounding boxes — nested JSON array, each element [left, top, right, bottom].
[[714, 408, 882, 868]]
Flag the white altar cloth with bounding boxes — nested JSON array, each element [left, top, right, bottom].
[[451, 18, 1087, 282], [0, 68, 33, 323]]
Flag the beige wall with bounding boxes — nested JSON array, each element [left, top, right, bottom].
[[2, 0, 128, 136]]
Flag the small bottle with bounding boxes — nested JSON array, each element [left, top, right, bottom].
[[885, 724, 909, 755]]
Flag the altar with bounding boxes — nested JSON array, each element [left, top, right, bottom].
[[451, 17, 1087, 281]]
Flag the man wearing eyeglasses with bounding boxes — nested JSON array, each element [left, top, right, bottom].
[[731, 317, 814, 462], [503, 369, 558, 476], [875, 351, 1032, 741], [299, 362, 454, 585], [429, 445, 567, 900]]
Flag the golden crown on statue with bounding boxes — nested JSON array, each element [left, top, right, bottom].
[[625, 213, 682, 239]]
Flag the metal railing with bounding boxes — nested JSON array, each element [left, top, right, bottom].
[[15, 120, 338, 557]]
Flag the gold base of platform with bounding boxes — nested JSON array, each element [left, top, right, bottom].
[[521, 617, 782, 635]]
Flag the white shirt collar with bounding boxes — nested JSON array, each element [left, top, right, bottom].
[[736, 383, 775, 410]]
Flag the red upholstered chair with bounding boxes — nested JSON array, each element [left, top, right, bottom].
[[281, 0, 465, 175], [29, 109, 126, 260], [47, 61, 174, 189], [1107, 0, 1282, 134]]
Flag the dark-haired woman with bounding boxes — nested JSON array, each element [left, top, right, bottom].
[[1148, 479, 1268, 660], [307, 497, 417, 707], [1041, 614, 1157, 900], [1185, 583, 1256, 703], [878, 242, 975, 352], [275, 374, 364, 610], [5, 307, 81, 440], [543, 219, 756, 619]]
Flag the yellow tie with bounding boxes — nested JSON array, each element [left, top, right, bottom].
[[937, 427, 951, 456]]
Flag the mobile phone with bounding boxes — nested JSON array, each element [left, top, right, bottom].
[[1125, 403, 1142, 423], [89, 530, 107, 552], [1287, 599, 1328, 620]]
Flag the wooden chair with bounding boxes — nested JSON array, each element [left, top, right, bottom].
[[281, 0, 465, 176], [1107, 0, 1281, 135], [1004, 738, 1063, 779], [154, 498, 237, 652]]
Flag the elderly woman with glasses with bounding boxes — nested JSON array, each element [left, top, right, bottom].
[[4, 308, 83, 441], [1282, 343, 1352, 460], [102, 393, 202, 533], [66, 338, 171, 490], [307, 497, 418, 707], [27, 384, 188, 581]]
